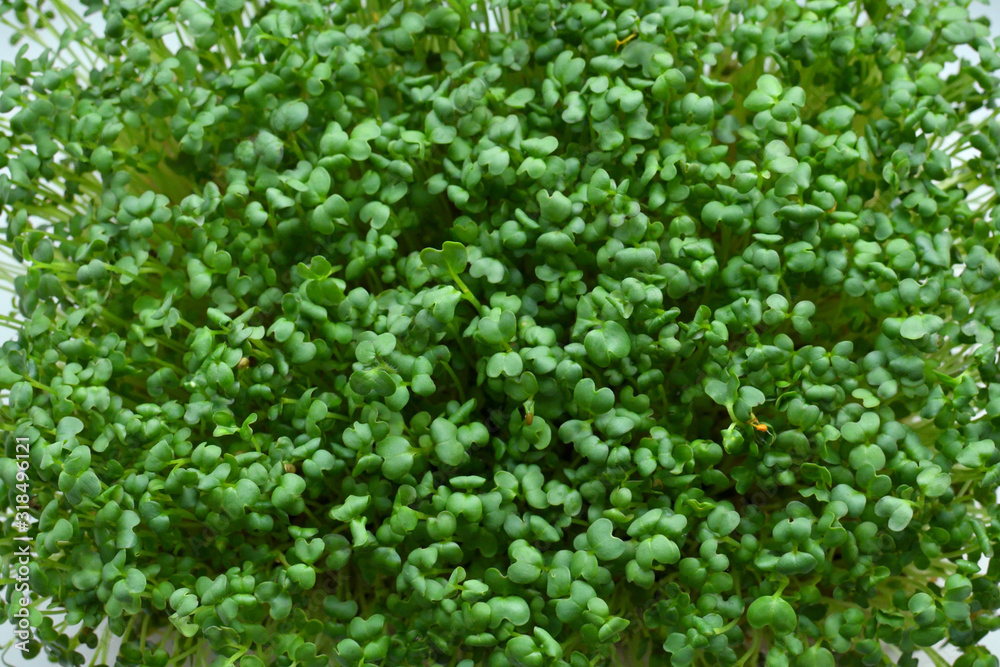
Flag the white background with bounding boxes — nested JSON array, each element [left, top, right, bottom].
[[1, 1, 1000, 665]]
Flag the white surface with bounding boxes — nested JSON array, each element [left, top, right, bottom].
[[1, 1, 1000, 665]]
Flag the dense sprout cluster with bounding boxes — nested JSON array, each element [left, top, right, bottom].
[[3, 0, 1000, 665]]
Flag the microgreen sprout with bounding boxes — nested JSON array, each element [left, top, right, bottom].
[[0, 0, 999, 666]]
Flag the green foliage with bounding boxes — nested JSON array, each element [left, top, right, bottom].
[[1, 0, 1000, 666]]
